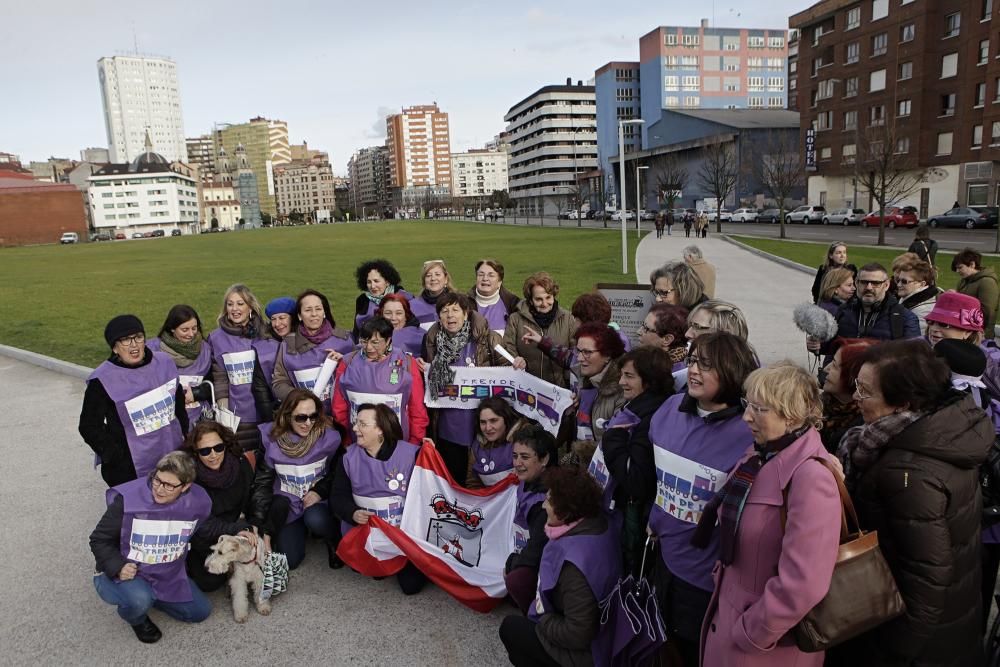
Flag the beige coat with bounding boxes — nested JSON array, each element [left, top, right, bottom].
[[503, 300, 578, 388], [686, 257, 717, 299]]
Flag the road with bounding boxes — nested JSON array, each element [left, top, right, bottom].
[[714, 221, 1000, 253]]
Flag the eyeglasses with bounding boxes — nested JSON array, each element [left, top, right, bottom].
[[853, 378, 873, 400], [740, 398, 771, 416], [637, 322, 653, 335], [292, 413, 320, 424], [116, 333, 145, 346], [686, 354, 713, 370], [856, 279, 887, 287], [576, 348, 598, 358], [150, 474, 183, 491], [652, 288, 675, 298], [195, 443, 226, 457], [356, 420, 376, 429], [894, 277, 921, 286], [687, 322, 713, 334]]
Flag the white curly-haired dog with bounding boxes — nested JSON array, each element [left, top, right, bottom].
[[204, 535, 271, 622]]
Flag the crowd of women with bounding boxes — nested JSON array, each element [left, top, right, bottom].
[[78, 240, 1000, 666]]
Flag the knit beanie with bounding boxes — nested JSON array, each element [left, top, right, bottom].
[[104, 314, 144, 348], [265, 297, 297, 318], [934, 338, 986, 378]]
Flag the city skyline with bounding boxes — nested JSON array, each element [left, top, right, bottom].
[[3, 1, 803, 173]]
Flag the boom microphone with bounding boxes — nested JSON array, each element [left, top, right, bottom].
[[793, 303, 839, 342]]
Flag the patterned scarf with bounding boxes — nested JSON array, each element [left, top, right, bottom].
[[692, 426, 808, 565], [366, 284, 396, 306], [428, 319, 472, 397], [276, 427, 323, 459], [667, 345, 688, 366], [299, 319, 334, 346], [837, 410, 921, 492], [160, 331, 202, 362]]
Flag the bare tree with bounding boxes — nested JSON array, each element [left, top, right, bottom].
[[697, 139, 739, 233], [653, 155, 689, 215], [853, 122, 925, 246], [754, 131, 805, 240]]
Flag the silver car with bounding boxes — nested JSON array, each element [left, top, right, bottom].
[[822, 207, 866, 226], [785, 205, 826, 224]]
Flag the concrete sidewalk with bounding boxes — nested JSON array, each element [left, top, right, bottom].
[[635, 231, 817, 366], [0, 355, 509, 664]]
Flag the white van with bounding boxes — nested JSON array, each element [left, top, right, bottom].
[[59, 232, 79, 244]]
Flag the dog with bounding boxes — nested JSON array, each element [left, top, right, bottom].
[[204, 535, 271, 622]]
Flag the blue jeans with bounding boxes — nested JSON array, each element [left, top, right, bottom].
[[277, 501, 335, 570], [93, 573, 212, 626]]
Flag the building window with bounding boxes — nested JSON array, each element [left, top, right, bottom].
[[681, 55, 699, 66], [985, 0, 994, 20], [937, 131, 954, 155], [977, 82, 987, 106], [768, 36, 785, 48], [941, 53, 959, 77], [665, 33, 677, 45], [682, 33, 700, 46], [870, 104, 886, 125], [844, 110, 858, 129], [748, 36, 765, 48], [748, 56, 764, 68], [845, 76, 859, 97], [981, 40, 991, 64], [664, 76, 679, 91], [768, 77, 784, 91], [870, 68, 886, 91], [846, 42, 860, 64], [945, 12, 961, 37], [898, 99, 911, 116], [974, 124, 984, 147], [872, 33, 888, 56], [900, 24, 916, 43], [665, 96, 679, 107], [843, 143, 857, 164], [749, 76, 764, 91], [847, 7, 861, 29], [873, 0, 889, 19], [682, 75, 700, 90], [748, 96, 764, 108], [816, 110, 834, 130], [820, 146, 833, 160], [992, 121, 1000, 144], [768, 97, 783, 108], [899, 61, 913, 79], [684, 96, 700, 107], [970, 183, 989, 206], [941, 93, 957, 115]]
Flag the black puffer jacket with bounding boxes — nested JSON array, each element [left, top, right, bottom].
[[848, 392, 992, 666]]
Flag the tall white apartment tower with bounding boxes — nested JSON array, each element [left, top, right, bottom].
[[98, 55, 188, 163]]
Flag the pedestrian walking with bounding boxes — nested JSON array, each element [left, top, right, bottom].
[[654, 211, 665, 239], [683, 211, 693, 237], [665, 209, 674, 236]]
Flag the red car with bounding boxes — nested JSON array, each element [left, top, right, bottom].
[[861, 206, 919, 228]]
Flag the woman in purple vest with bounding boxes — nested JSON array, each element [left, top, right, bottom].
[[207, 284, 272, 455], [147, 305, 213, 424], [410, 259, 455, 330], [592, 345, 675, 575], [422, 292, 511, 481], [504, 424, 557, 614], [271, 289, 354, 405], [376, 293, 425, 356], [183, 421, 259, 593], [251, 296, 297, 423], [80, 314, 189, 487], [465, 396, 530, 488], [251, 389, 340, 570], [646, 331, 757, 666], [468, 258, 519, 336], [328, 404, 426, 594], [89, 451, 212, 644], [352, 258, 412, 339], [332, 316, 428, 444], [499, 466, 621, 667]]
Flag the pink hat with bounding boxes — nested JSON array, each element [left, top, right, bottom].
[[925, 291, 984, 332]]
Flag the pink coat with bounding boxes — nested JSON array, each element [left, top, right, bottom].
[[700, 428, 841, 667]]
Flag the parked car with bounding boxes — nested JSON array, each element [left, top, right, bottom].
[[59, 232, 79, 244], [115, 232, 126, 240], [131, 232, 144, 239], [786, 205, 826, 224], [730, 208, 758, 223], [705, 209, 733, 222], [151, 229, 165, 237], [640, 210, 658, 221], [823, 207, 867, 225], [592, 210, 610, 221], [757, 208, 781, 223], [170, 229, 182, 237], [90, 232, 112, 242], [861, 206, 919, 228], [610, 210, 635, 221], [928, 206, 999, 229]]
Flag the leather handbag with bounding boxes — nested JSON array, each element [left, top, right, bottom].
[[782, 457, 905, 652]]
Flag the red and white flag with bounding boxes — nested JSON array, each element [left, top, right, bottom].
[[337, 443, 518, 612]]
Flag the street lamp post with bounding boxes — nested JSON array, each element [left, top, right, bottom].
[[636, 164, 649, 237], [618, 118, 645, 274]]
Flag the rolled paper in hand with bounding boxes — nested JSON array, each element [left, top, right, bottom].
[[313, 356, 339, 398], [494, 344, 517, 365]]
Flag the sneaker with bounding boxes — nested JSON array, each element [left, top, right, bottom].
[[131, 617, 162, 643]]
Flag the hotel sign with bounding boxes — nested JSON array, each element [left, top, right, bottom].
[[804, 129, 817, 172]]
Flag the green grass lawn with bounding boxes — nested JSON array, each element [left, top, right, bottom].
[[1, 220, 645, 367], [729, 235, 1000, 291]]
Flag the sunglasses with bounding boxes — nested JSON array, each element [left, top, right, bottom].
[[293, 412, 320, 424], [196, 443, 226, 457]]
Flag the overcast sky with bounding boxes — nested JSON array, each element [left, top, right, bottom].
[[3, 0, 804, 174]]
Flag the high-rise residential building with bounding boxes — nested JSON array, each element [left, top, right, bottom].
[[385, 104, 452, 190], [450, 149, 509, 200], [790, 0, 998, 214], [504, 80, 598, 215], [213, 117, 290, 216], [98, 55, 187, 163], [185, 134, 215, 182], [273, 157, 336, 221], [290, 141, 326, 162], [80, 147, 110, 163], [348, 145, 390, 214]]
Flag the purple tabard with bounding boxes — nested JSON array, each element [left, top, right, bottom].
[[163, 345, 212, 424], [410, 295, 439, 331], [338, 349, 414, 440], [576, 386, 599, 441], [340, 440, 419, 535], [259, 423, 341, 523], [253, 338, 280, 389], [528, 523, 622, 626], [391, 326, 425, 357], [513, 483, 546, 554], [207, 329, 260, 423], [436, 341, 477, 445], [478, 301, 510, 336], [355, 289, 414, 333], [280, 333, 355, 402], [88, 354, 184, 478], [587, 408, 641, 513], [470, 440, 515, 486], [647, 393, 753, 591], [109, 478, 211, 603]]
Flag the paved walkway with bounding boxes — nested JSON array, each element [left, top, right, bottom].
[[635, 231, 814, 365]]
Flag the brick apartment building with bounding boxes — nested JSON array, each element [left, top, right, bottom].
[[791, 0, 1000, 215]]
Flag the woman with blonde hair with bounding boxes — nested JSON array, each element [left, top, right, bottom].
[[649, 261, 706, 310], [817, 266, 857, 316], [684, 299, 750, 341], [410, 259, 455, 329], [698, 362, 842, 666]]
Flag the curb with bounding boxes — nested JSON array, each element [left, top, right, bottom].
[[0, 343, 93, 380], [720, 235, 814, 275]]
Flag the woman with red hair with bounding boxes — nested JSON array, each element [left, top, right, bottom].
[[819, 338, 876, 453], [375, 293, 425, 356]]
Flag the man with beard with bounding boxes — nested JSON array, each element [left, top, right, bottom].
[[807, 262, 920, 363]]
